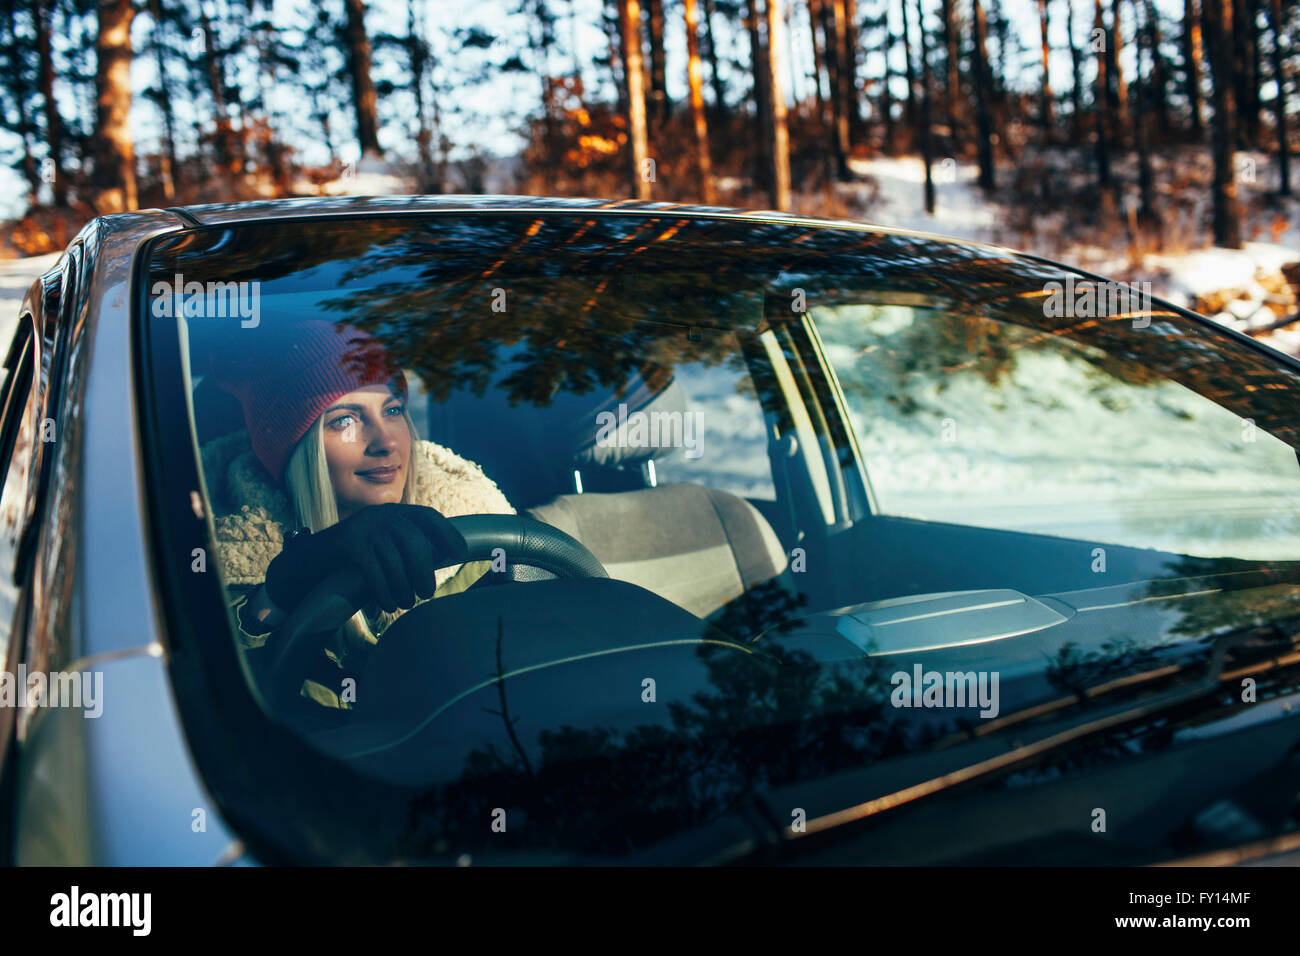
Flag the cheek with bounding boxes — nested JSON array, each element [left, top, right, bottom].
[[322, 434, 357, 481]]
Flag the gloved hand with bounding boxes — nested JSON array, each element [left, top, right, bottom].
[[264, 504, 468, 615]]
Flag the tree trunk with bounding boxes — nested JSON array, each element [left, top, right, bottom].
[[702, 0, 727, 114], [1235, 0, 1261, 147], [92, 0, 137, 213], [819, 0, 851, 175], [1268, 0, 1289, 194], [344, 0, 382, 157], [843, 0, 864, 142], [1108, 0, 1128, 136], [32, 0, 65, 205], [1094, 0, 1114, 192], [604, 0, 627, 117], [918, 0, 936, 212], [146, 0, 178, 200], [880, 3, 895, 143], [767, 0, 791, 209], [991, 0, 1008, 100], [746, 0, 774, 197], [1133, 0, 1157, 229], [1068, 0, 1086, 137], [1038, 0, 1055, 131], [619, 0, 651, 198], [808, 0, 829, 122], [3, 1, 41, 202], [199, 4, 240, 176], [1204, 0, 1243, 246], [407, 0, 435, 186], [685, 0, 716, 203], [1142, 0, 1171, 137], [1184, 0, 1205, 134], [942, 0, 961, 133], [971, 0, 996, 189], [645, 0, 669, 125], [830, 0, 855, 162], [306, 8, 338, 169], [900, 0, 917, 127]]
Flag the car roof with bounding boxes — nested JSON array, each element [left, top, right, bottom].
[[138, 193, 1016, 253]]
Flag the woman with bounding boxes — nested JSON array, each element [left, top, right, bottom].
[[199, 320, 514, 712]]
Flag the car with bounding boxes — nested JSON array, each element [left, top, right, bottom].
[[2, 195, 1299, 866]]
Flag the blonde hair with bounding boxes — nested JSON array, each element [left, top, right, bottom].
[[283, 394, 422, 645]]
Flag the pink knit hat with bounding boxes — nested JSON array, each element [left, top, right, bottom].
[[216, 321, 408, 483]]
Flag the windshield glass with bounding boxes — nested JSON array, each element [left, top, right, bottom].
[[142, 213, 1300, 861]]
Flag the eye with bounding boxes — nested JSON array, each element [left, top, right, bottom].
[[384, 404, 405, 417], [326, 413, 356, 431]]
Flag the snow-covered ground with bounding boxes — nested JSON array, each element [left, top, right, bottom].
[[842, 153, 1300, 357], [0, 252, 59, 346]]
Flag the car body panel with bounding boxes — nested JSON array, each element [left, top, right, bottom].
[[7, 209, 243, 865]]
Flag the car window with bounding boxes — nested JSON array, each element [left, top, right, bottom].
[[633, 354, 776, 500], [814, 299, 1300, 560], [0, 327, 39, 668]]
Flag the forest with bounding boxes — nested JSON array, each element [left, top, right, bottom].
[[0, 0, 1294, 287]]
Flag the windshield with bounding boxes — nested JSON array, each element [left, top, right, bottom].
[[141, 213, 1300, 862]]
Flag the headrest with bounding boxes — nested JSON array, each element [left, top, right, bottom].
[[569, 376, 690, 468], [426, 367, 691, 509]]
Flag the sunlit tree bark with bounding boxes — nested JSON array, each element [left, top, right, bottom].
[[92, 0, 137, 212], [344, 0, 382, 157], [766, 0, 791, 209], [684, 0, 716, 203], [619, 0, 651, 199], [1184, 0, 1205, 134]]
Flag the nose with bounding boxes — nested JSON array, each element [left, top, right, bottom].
[[363, 416, 401, 455]]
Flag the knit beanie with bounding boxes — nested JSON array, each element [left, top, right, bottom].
[[214, 320, 408, 483]]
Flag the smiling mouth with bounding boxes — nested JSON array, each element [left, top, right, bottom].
[[357, 465, 401, 483]]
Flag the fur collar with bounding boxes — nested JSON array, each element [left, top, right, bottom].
[[200, 430, 515, 590]]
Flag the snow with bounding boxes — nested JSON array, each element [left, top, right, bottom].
[[839, 152, 1300, 358], [844, 155, 1000, 243], [0, 252, 59, 346], [294, 154, 413, 198]]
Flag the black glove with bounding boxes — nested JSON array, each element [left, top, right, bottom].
[[264, 504, 468, 615]]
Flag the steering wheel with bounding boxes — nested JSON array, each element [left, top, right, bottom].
[[265, 513, 608, 706]]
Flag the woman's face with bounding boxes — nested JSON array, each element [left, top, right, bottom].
[[320, 383, 411, 519]]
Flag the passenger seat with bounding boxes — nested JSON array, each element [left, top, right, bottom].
[[528, 484, 788, 618]]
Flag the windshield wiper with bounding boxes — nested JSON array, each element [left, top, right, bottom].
[[626, 621, 1300, 865]]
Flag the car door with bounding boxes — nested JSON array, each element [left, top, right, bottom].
[[0, 259, 65, 862]]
